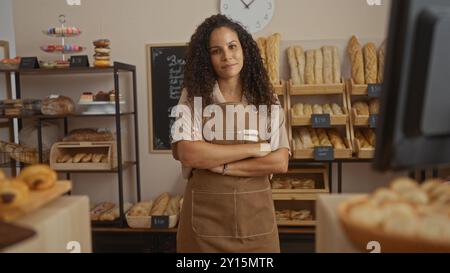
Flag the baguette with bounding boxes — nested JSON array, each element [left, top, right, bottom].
[[150, 192, 170, 216], [299, 127, 314, 149], [314, 49, 324, 84], [369, 98, 380, 115], [266, 33, 281, 84], [73, 153, 87, 163], [305, 50, 315, 84], [294, 46, 305, 84], [378, 40, 386, 83], [128, 201, 154, 217], [364, 43, 378, 84], [308, 128, 320, 146], [348, 35, 365, 84], [322, 46, 333, 84], [287, 47, 301, 85], [256, 37, 267, 69], [353, 101, 370, 116], [331, 46, 341, 83], [164, 195, 182, 216]]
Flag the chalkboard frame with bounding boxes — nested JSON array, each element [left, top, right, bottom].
[[146, 43, 188, 154]]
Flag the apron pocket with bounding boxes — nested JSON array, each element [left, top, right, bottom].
[[192, 190, 236, 237], [235, 188, 276, 238]]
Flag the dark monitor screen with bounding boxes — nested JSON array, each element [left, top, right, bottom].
[[374, 0, 450, 171]]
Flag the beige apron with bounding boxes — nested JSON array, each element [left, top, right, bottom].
[[177, 102, 280, 253]]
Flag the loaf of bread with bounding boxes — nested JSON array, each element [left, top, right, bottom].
[[90, 202, 115, 221], [305, 50, 315, 84], [323, 104, 333, 115], [293, 130, 304, 150], [63, 128, 114, 142], [127, 201, 154, 217], [293, 103, 304, 117], [378, 40, 386, 83], [331, 46, 341, 83], [362, 129, 376, 147], [165, 195, 182, 216], [317, 129, 332, 147], [314, 49, 324, 84], [41, 95, 75, 115], [313, 104, 323, 114], [354, 101, 370, 116], [355, 129, 372, 148], [303, 104, 313, 116], [364, 43, 378, 84], [150, 192, 170, 216], [348, 36, 365, 84], [369, 99, 380, 115], [256, 37, 267, 69], [290, 210, 312, 221], [99, 202, 132, 221], [275, 210, 291, 221], [322, 46, 333, 84], [294, 46, 305, 84], [308, 128, 320, 146], [299, 128, 314, 149], [328, 129, 346, 149], [287, 47, 301, 85], [266, 33, 281, 84], [331, 103, 344, 115]]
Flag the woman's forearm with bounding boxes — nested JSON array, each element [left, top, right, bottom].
[[175, 141, 270, 169], [224, 148, 289, 177]]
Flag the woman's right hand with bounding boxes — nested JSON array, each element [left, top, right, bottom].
[[251, 143, 271, 158]]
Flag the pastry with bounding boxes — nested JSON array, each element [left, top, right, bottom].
[[331, 46, 342, 84], [94, 91, 110, 102], [256, 37, 267, 69], [287, 47, 301, 85], [291, 210, 312, 221], [165, 195, 182, 216], [293, 103, 304, 117], [364, 43, 378, 84], [294, 46, 305, 84], [322, 46, 333, 84], [266, 33, 281, 84], [128, 201, 154, 217], [313, 104, 323, 115], [150, 192, 170, 216], [299, 128, 314, 149], [55, 60, 70, 68], [18, 164, 57, 191], [303, 104, 313, 116], [95, 47, 111, 54], [94, 60, 110, 67], [348, 35, 365, 84], [63, 128, 114, 142], [369, 98, 380, 115], [331, 103, 343, 115], [305, 50, 315, 84], [41, 95, 75, 115], [353, 101, 370, 116], [275, 210, 291, 221], [79, 92, 94, 103], [0, 179, 29, 208], [90, 202, 115, 221], [314, 49, 323, 84], [378, 40, 386, 83], [93, 39, 111, 47]]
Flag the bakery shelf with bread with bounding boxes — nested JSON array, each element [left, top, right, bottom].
[[256, 33, 284, 96], [271, 165, 329, 199], [351, 127, 376, 159], [348, 98, 380, 126], [275, 199, 316, 227], [290, 101, 348, 126], [126, 193, 183, 229], [291, 125, 353, 159], [338, 177, 450, 252], [347, 35, 386, 95]]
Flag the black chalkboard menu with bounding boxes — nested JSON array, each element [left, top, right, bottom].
[[147, 44, 187, 153]]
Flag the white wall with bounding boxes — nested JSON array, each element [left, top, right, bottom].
[[10, 0, 403, 204]]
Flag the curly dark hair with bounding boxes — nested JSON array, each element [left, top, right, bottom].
[[183, 14, 278, 107]]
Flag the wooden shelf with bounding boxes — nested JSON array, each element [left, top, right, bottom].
[[288, 80, 345, 96], [55, 161, 136, 173], [0, 112, 135, 120]]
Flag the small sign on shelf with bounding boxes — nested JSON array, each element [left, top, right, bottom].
[[368, 84, 382, 98], [369, 114, 378, 128], [151, 216, 169, 229], [19, 57, 40, 69], [314, 146, 335, 161], [312, 114, 331, 128], [70, 55, 90, 67]]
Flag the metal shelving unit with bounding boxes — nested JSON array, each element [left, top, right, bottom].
[[0, 62, 141, 227]]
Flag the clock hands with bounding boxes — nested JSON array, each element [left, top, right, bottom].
[[247, 0, 256, 8], [240, 0, 250, 9]]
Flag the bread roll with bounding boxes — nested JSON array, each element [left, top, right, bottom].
[[313, 104, 323, 114], [128, 201, 153, 217], [267, 33, 281, 84], [291, 210, 312, 221], [303, 104, 313, 116], [331, 46, 341, 83], [378, 40, 386, 83], [331, 103, 343, 115], [314, 49, 323, 84], [299, 127, 314, 149], [305, 50, 315, 84], [322, 46, 333, 84], [0, 179, 29, 208], [90, 202, 115, 221], [150, 192, 170, 216], [308, 128, 320, 146], [348, 36, 365, 84], [353, 101, 370, 116], [81, 153, 93, 163], [328, 129, 346, 149], [355, 129, 372, 148], [362, 129, 376, 147], [293, 103, 304, 117], [92, 154, 104, 163], [317, 129, 332, 146], [323, 104, 333, 115], [294, 46, 305, 84], [73, 153, 87, 163], [364, 43, 378, 84], [287, 47, 301, 85], [369, 98, 380, 115], [256, 37, 267, 69], [99, 202, 132, 221], [276, 210, 291, 221]]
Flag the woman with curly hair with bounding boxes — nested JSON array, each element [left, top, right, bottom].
[[171, 14, 290, 253]]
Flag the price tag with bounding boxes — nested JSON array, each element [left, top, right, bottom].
[[368, 84, 382, 98], [151, 216, 169, 228], [19, 57, 40, 69], [312, 114, 331, 128], [70, 55, 90, 67], [369, 114, 378, 128], [314, 146, 334, 161]]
